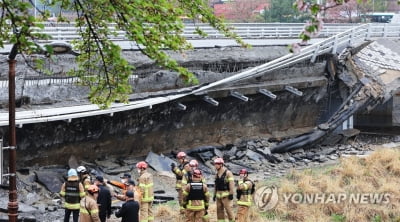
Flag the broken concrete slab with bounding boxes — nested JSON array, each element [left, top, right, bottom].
[[196, 151, 214, 163], [226, 162, 255, 175], [145, 151, 176, 172], [214, 148, 223, 158], [102, 165, 132, 175], [245, 149, 265, 162], [34, 170, 64, 193]]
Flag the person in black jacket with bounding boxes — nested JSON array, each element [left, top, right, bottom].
[[94, 176, 112, 222], [115, 191, 139, 222]]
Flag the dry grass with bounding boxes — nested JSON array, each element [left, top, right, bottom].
[[271, 148, 400, 222], [150, 148, 400, 222]]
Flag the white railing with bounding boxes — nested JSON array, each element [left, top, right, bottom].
[[29, 22, 398, 41], [0, 23, 384, 126]]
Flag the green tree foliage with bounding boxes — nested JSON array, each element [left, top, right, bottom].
[[0, 0, 248, 108], [263, 0, 311, 23]]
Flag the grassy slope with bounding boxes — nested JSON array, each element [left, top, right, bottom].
[[150, 147, 400, 222]]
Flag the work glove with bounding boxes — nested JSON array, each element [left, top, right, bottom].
[[228, 194, 233, 200], [213, 195, 216, 202], [170, 163, 176, 171]]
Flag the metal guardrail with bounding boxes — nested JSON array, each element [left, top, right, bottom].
[[0, 23, 386, 126], [30, 23, 400, 41], [31, 23, 364, 41]]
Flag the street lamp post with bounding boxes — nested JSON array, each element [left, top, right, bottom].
[[7, 43, 19, 222]]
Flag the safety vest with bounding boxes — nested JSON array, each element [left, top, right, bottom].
[[215, 170, 229, 191], [64, 180, 81, 209], [186, 182, 206, 210], [187, 182, 205, 200]]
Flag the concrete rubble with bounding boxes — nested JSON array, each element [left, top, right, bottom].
[[1, 133, 399, 221], [0, 36, 398, 221]]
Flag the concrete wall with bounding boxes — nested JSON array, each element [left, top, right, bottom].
[[0, 46, 330, 167], [0, 86, 326, 167]]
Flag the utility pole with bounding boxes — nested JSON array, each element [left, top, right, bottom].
[[4, 40, 71, 222], [7, 43, 19, 222]]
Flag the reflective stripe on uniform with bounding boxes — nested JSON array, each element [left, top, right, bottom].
[[239, 181, 248, 190], [186, 200, 205, 210], [237, 200, 252, 206], [80, 207, 99, 215], [139, 182, 154, 202], [216, 191, 230, 198], [64, 202, 80, 210]]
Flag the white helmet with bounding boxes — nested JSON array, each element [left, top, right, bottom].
[[77, 166, 87, 173]]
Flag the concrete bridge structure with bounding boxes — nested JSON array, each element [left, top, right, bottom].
[[0, 23, 399, 166]]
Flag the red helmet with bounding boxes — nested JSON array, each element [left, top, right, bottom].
[[193, 169, 202, 178], [177, 152, 186, 159], [214, 157, 224, 165], [136, 161, 148, 169], [87, 185, 99, 194], [189, 159, 198, 167], [239, 169, 248, 175]]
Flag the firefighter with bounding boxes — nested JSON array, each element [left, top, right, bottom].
[[170, 151, 191, 214], [77, 165, 92, 191], [182, 159, 206, 186], [114, 179, 142, 203], [137, 161, 154, 222], [108, 173, 131, 198], [182, 169, 210, 222], [236, 169, 255, 222], [60, 168, 86, 222], [213, 158, 235, 222], [79, 185, 101, 222]]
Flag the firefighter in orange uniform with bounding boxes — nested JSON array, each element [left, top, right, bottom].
[[182, 169, 210, 222], [236, 169, 255, 222], [77, 165, 92, 191], [137, 161, 154, 222], [213, 158, 235, 222], [60, 169, 86, 222], [171, 151, 191, 214], [79, 185, 101, 222]]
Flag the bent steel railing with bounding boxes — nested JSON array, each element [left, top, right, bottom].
[[0, 23, 396, 126]]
